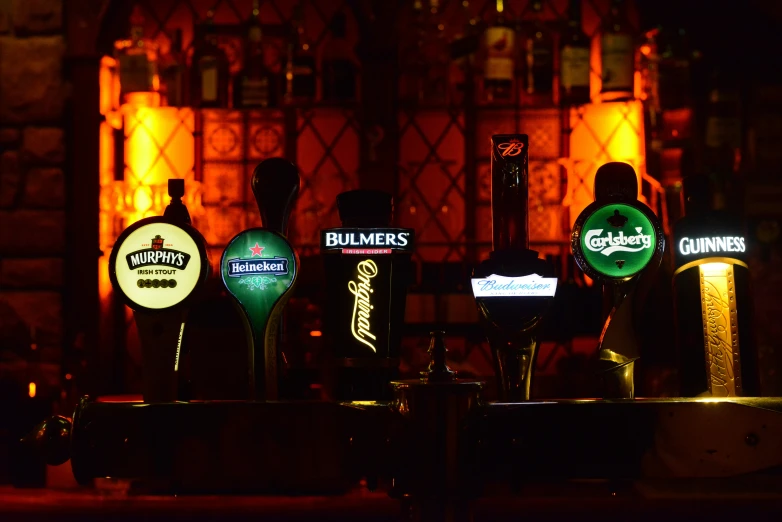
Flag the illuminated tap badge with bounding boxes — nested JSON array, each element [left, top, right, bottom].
[[576, 203, 658, 280], [471, 274, 558, 297], [110, 220, 208, 310], [320, 228, 415, 255], [221, 230, 296, 311]]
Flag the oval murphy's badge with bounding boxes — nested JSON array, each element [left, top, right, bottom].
[[110, 220, 207, 310]]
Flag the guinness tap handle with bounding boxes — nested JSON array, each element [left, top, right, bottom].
[[251, 158, 300, 236]]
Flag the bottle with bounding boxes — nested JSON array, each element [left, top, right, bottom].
[[320, 191, 415, 401], [483, 0, 515, 103], [559, 0, 590, 105], [285, 3, 316, 104], [190, 10, 230, 108], [399, 0, 427, 104], [421, 0, 449, 104], [321, 11, 358, 102], [599, 0, 634, 101], [114, 5, 159, 103], [673, 174, 758, 397], [521, 0, 554, 103], [448, 2, 480, 106], [234, 1, 277, 108], [161, 29, 186, 107]]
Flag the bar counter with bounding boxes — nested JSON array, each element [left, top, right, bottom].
[[4, 478, 782, 522]]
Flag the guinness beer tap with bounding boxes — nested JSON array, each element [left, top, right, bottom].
[[571, 162, 664, 398], [321, 190, 414, 401], [673, 174, 759, 397], [471, 135, 558, 402], [221, 158, 300, 401], [109, 179, 209, 402]]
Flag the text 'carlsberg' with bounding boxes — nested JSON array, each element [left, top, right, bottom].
[[585, 228, 652, 256]]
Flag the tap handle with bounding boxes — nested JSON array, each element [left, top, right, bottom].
[[421, 330, 456, 382], [251, 158, 300, 236], [594, 162, 638, 202], [163, 178, 191, 225]]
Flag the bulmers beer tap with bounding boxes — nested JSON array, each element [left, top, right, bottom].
[[221, 158, 300, 400], [321, 190, 414, 401], [673, 174, 759, 397], [109, 179, 209, 402], [471, 135, 558, 402], [571, 162, 664, 398]]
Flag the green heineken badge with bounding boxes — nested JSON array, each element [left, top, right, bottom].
[[573, 202, 663, 281], [221, 229, 298, 399]]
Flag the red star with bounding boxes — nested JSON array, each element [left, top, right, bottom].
[[249, 243, 264, 257]]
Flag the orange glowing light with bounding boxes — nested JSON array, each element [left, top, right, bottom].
[[310, 330, 323, 337], [28, 382, 36, 398], [563, 100, 646, 227], [65, 373, 72, 380]]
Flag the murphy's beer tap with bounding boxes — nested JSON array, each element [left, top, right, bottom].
[[109, 179, 209, 402], [221, 158, 300, 400], [471, 135, 558, 402], [673, 174, 759, 397], [320, 190, 414, 401], [571, 162, 664, 398]]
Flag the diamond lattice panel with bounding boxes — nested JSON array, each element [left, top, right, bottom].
[[199, 108, 286, 261], [398, 109, 466, 262], [293, 108, 360, 256], [565, 100, 645, 226]]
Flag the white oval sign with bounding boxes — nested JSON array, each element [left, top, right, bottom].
[[113, 222, 202, 309]]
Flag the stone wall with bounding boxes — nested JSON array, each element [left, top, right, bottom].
[[0, 0, 66, 398]]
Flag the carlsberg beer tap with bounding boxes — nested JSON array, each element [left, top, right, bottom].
[[471, 135, 558, 402], [673, 175, 759, 397], [571, 162, 664, 398], [321, 190, 414, 401]]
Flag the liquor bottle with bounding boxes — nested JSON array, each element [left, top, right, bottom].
[[190, 10, 230, 108], [399, 0, 427, 104], [448, 1, 480, 106], [321, 11, 358, 102], [599, 0, 634, 101], [559, 0, 591, 105], [114, 5, 159, 103], [161, 29, 186, 107], [483, 0, 515, 103], [521, 0, 554, 103], [321, 191, 415, 401], [234, 1, 277, 108], [284, 3, 316, 103], [421, 0, 449, 104], [673, 174, 759, 397]]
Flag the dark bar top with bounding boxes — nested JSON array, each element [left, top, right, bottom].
[[4, 478, 782, 521]]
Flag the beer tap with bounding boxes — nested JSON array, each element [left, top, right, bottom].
[[571, 162, 664, 398], [471, 135, 558, 402], [108, 179, 209, 402], [220, 158, 300, 401]]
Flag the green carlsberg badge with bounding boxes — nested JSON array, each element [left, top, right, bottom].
[[580, 204, 656, 279]]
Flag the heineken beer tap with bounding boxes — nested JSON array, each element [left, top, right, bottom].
[[221, 158, 300, 401], [673, 175, 759, 397], [471, 135, 558, 402], [109, 179, 209, 402], [321, 190, 414, 401], [571, 162, 664, 398]]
